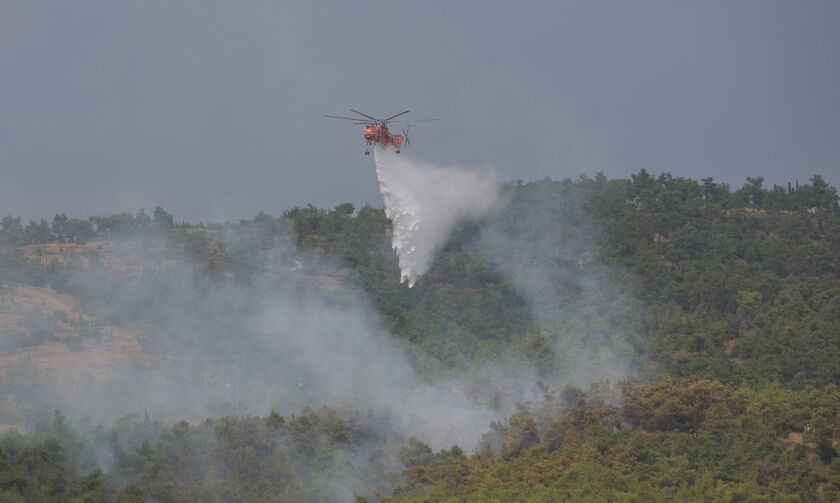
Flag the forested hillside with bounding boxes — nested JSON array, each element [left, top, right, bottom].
[[1, 172, 838, 501], [285, 171, 840, 388]]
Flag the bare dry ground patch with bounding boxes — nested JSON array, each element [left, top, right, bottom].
[[0, 284, 147, 392]]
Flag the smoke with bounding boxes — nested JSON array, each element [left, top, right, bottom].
[[1, 167, 643, 501], [372, 146, 637, 386], [0, 226, 511, 454], [475, 180, 642, 387], [250, 282, 502, 450], [374, 147, 500, 286]]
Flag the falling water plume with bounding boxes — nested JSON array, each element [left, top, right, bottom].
[[374, 147, 499, 286]]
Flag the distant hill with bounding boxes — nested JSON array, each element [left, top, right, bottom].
[[0, 172, 838, 501], [2, 173, 839, 391]]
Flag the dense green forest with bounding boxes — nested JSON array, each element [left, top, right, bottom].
[[1, 172, 839, 501], [2, 380, 839, 502]]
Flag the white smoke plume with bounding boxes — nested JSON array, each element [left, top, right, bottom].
[[0, 228, 511, 454], [374, 147, 500, 286]]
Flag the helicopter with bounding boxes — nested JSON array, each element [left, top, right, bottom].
[[324, 109, 438, 155]]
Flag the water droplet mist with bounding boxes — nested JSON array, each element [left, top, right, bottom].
[[374, 147, 500, 286]]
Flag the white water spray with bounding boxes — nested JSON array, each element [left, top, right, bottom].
[[374, 147, 500, 286]]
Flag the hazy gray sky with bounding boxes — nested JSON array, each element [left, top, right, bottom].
[[2, 1, 838, 222]]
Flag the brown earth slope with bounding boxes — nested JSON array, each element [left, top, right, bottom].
[[0, 285, 146, 386]]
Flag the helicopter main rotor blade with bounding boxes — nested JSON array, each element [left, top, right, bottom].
[[384, 110, 411, 122], [389, 118, 440, 124], [324, 114, 374, 121], [349, 109, 378, 121]]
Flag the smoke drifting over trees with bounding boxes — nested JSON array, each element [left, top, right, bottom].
[[1, 171, 839, 501]]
